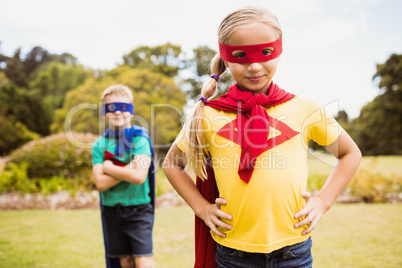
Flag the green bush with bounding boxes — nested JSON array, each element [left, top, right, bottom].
[[6, 132, 98, 179], [307, 170, 402, 203], [349, 169, 402, 203], [0, 162, 35, 194], [0, 112, 40, 155], [307, 174, 327, 193]]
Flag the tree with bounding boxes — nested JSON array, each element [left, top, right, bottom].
[[0, 46, 88, 139], [30, 62, 91, 111], [51, 65, 186, 157], [3, 48, 28, 87], [23, 46, 52, 80], [373, 53, 402, 93], [182, 46, 234, 100], [123, 43, 184, 78], [352, 53, 402, 155], [0, 82, 52, 136], [0, 109, 40, 155], [1, 46, 81, 89]]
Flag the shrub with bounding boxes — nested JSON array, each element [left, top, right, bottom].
[[154, 168, 174, 197], [349, 169, 402, 203], [0, 162, 35, 194], [5, 132, 98, 179], [0, 112, 40, 156], [307, 174, 327, 194]]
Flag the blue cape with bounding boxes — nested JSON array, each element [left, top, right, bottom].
[[100, 125, 156, 268]]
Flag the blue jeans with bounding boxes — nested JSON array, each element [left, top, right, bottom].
[[216, 237, 313, 268]]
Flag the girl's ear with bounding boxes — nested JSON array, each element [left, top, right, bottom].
[[224, 60, 229, 68]]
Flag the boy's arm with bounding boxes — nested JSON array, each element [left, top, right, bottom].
[[162, 144, 232, 238], [102, 154, 151, 185], [92, 164, 122, 192], [294, 128, 362, 234]]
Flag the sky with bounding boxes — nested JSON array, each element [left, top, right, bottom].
[[0, 0, 401, 119]]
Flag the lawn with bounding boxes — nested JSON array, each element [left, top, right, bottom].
[[307, 154, 402, 176], [1, 204, 402, 268]]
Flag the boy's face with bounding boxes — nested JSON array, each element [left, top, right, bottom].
[[103, 94, 133, 130]]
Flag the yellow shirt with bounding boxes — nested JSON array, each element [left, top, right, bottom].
[[176, 97, 341, 253]]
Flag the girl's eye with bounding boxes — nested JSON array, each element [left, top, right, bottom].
[[262, 49, 273, 56], [232, 50, 246, 59]]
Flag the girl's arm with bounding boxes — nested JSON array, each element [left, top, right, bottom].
[[162, 144, 232, 238], [294, 128, 362, 234], [92, 164, 121, 192], [103, 154, 151, 185]]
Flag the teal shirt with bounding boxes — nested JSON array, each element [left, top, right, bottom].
[[92, 134, 152, 207]]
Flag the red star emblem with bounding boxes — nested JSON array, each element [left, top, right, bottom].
[[216, 115, 299, 153]]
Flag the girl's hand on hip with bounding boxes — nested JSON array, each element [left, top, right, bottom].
[[201, 198, 233, 238], [294, 191, 326, 235]]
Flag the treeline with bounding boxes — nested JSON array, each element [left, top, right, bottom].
[[0, 42, 401, 156], [337, 53, 402, 155]]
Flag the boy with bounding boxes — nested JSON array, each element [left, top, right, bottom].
[[92, 84, 155, 268]]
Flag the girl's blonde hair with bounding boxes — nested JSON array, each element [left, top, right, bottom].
[[101, 84, 134, 103], [186, 6, 282, 180]]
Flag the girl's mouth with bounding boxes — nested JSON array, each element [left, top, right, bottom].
[[247, 75, 264, 82]]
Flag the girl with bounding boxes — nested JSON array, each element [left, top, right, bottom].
[[163, 6, 361, 268]]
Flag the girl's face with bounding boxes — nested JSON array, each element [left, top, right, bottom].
[[224, 23, 279, 95], [104, 94, 133, 130]]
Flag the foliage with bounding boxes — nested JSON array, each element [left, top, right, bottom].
[[0, 81, 52, 136], [351, 53, 402, 155], [373, 53, 402, 93], [34, 176, 93, 197], [0, 46, 78, 87], [51, 66, 186, 156], [0, 110, 40, 155], [1, 130, 173, 196], [0, 162, 33, 194], [0, 46, 88, 147], [5, 132, 97, 179], [30, 61, 91, 111], [352, 89, 402, 155], [123, 43, 184, 78], [306, 173, 327, 193], [154, 168, 174, 197], [0, 48, 29, 87], [183, 45, 234, 100], [349, 169, 402, 203], [307, 169, 402, 203]]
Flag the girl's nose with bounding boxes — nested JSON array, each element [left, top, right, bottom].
[[248, 62, 263, 72]]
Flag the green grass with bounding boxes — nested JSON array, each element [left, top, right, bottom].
[[308, 154, 402, 176], [0, 210, 105, 267], [313, 204, 402, 268], [0, 204, 401, 267]]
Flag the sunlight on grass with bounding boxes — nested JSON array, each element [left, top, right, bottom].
[[313, 204, 402, 268], [0, 205, 401, 267], [308, 154, 402, 176], [0, 210, 105, 267]]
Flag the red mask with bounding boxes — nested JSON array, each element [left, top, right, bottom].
[[219, 37, 282, 64]]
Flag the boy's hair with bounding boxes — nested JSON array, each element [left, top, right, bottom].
[[186, 6, 282, 180], [101, 84, 134, 103]]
